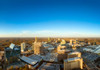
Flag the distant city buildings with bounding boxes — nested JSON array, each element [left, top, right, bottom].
[[60, 39, 66, 45], [0, 38, 100, 70], [69, 39, 78, 46], [69, 39, 87, 48], [57, 45, 67, 54]]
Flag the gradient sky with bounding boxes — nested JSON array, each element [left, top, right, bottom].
[[0, 0, 100, 37]]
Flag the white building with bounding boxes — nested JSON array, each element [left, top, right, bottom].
[[21, 42, 26, 52]]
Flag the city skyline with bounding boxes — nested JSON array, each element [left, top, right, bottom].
[[0, 0, 100, 37]]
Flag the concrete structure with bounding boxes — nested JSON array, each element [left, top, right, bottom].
[[21, 42, 26, 52], [0, 51, 4, 69], [28, 54, 42, 62], [70, 39, 79, 45], [43, 44, 54, 53], [57, 45, 70, 61], [32, 43, 34, 51], [64, 51, 83, 70], [41, 53, 58, 62], [64, 57, 83, 70], [68, 52, 81, 58], [72, 45, 76, 50], [70, 40, 73, 45], [0, 51, 4, 60], [34, 42, 44, 55], [88, 42, 91, 45], [19, 56, 38, 65], [38, 62, 60, 70], [60, 39, 66, 45], [57, 45, 67, 54]]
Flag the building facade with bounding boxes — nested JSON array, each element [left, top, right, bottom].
[[34, 42, 44, 55]]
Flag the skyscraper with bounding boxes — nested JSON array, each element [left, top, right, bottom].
[[34, 42, 44, 55], [35, 37, 37, 42], [64, 57, 83, 70], [64, 51, 83, 70], [21, 42, 26, 52], [48, 37, 51, 42]]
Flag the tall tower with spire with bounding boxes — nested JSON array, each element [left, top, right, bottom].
[[48, 37, 51, 42], [35, 37, 37, 42]]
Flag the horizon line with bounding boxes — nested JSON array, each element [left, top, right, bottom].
[[0, 37, 100, 38]]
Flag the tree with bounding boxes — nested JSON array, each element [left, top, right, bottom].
[[9, 66, 13, 70], [19, 67, 23, 70], [15, 66, 19, 70], [23, 65, 29, 70], [0, 68, 3, 70]]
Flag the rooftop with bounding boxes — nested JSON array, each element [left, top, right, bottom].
[[19, 56, 38, 65], [68, 51, 81, 55], [64, 57, 82, 62], [38, 62, 60, 70], [41, 53, 58, 62], [28, 54, 42, 62]]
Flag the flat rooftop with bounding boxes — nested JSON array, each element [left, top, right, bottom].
[[28, 54, 42, 62], [19, 56, 38, 65], [64, 57, 82, 62], [41, 53, 58, 62], [38, 62, 60, 70]]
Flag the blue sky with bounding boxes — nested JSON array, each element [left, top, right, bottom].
[[0, 0, 100, 37]]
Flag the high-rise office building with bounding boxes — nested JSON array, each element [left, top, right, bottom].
[[64, 57, 83, 70], [34, 42, 44, 55], [70, 40, 73, 45], [57, 45, 69, 61], [32, 43, 34, 51], [4, 43, 21, 64], [21, 42, 26, 52], [57, 45, 67, 54], [35, 37, 37, 42], [48, 37, 51, 42], [64, 51, 83, 70]]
